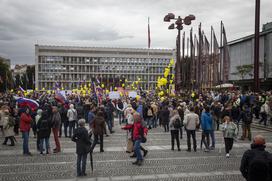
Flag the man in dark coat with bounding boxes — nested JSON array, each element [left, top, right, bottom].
[[37, 111, 51, 154], [72, 119, 92, 177], [240, 135, 272, 181], [90, 111, 106, 152], [160, 106, 170, 132]]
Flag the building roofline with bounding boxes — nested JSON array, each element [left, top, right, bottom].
[[35, 44, 175, 52], [228, 29, 272, 46]]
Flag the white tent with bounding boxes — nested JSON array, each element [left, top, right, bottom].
[[215, 83, 234, 88]]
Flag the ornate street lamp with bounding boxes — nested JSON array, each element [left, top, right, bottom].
[[164, 13, 195, 91]]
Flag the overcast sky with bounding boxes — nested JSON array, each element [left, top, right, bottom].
[[0, 0, 271, 65]]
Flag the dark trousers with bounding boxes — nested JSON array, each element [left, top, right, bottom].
[[224, 138, 234, 154], [76, 153, 87, 176], [14, 123, 19, 135], [201, 130, 210, 150], [259, 112, 267, 126], [31, 121, 37, 136], [3, 136, 15, 145], [179, 127, 183, 139], [60, 120, 69, 137], [163, 123, 169, 132], [254, 106, 260, 119], [186, 130, 196, 151], [68, 120, 76, 137], [91, 134, 104, 152], [170, 130, 180, 149]]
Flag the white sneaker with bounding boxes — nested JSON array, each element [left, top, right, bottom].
[[226, 153, 230, 158]]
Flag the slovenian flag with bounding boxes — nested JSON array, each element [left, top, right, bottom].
[[15, 97, 39, 110], [55, 92, 67, 104]]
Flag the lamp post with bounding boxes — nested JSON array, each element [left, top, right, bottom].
[[164, 13, 195, 92]]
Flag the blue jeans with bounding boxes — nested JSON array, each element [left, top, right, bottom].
[[40, 137, 50, 153], [22, 131, 29, 154], [152, 116, 158, 128], [134, 139, 143, 161], [210, 130, 215, 148], [118, 111, 124, 124], [106, 119, 113, 132], [77, 153, 87, 176]]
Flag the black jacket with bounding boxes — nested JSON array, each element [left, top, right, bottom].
[[37, 118, 51, 139], [72, 127, 92, 155], [240, 144, 272, 181]]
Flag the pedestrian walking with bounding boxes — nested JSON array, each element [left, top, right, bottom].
[[220, 116, 238, 158], [200, 106, 213, 152], [90, 111, 106, 152], [51, 106, 61, 153]]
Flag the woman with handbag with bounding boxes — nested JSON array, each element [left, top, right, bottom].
[[2, 106, 16, 146], [122, 113, 148, 166]]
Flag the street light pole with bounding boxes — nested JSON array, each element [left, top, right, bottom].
[[254, 0, 260, 92], [164, 13, 195, 92]]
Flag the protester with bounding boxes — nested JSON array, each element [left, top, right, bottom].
[[72, 119, 92, 177], [90, 111, 106, 152], [184, 107, 199, 152], [122, 113, 148, 166], [220, 116, 238, 158], [2, 106, 16, 146], [240, 105, 253, 141], [160, 105, 170, 132], [116, 99, 125, 125], [37, 111, 51, 154], [200, 106, 213, 152], [51, 106, 61, 153], [67, 104, 77, 138], [169, 109, 181, 151], [20, 107, 32, 156], [59, 104, 68, 137], [240, 135, 272, 181]]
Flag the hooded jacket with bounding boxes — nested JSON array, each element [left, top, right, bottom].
[[201, 112, 213, 131]]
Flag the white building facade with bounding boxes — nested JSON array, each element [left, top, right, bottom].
[[228, 22, 272, 89], [35, 45, 175, 90]]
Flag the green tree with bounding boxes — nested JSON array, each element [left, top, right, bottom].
[[231, 64, 254, 80], [0, 59, 12, 92], [26, 66, 35, 89]]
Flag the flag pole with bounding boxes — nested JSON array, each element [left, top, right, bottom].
[[147, 17, 150, 91]]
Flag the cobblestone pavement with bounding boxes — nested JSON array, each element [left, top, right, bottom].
[[0, 119, 272, 181]]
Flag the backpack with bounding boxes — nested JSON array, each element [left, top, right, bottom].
[[147, 108, 153, 117], [173, 118, 182, 129], [244, 111, 252, 124], [248, 152, 272, 181], [39, 119, 50, 131]]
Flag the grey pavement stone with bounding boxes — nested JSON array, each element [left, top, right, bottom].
[[132, 175, 157, 180], [110, 176, 132, 181], [0, 118, 270, 181]]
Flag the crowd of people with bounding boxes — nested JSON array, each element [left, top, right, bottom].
[[0, 89, 272, 179]]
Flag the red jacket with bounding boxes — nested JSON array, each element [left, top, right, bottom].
[[123, 122, 148, 141], [20, 113, 32, 132]]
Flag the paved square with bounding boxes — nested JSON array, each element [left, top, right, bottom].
[[0, 119, 271, 181]]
